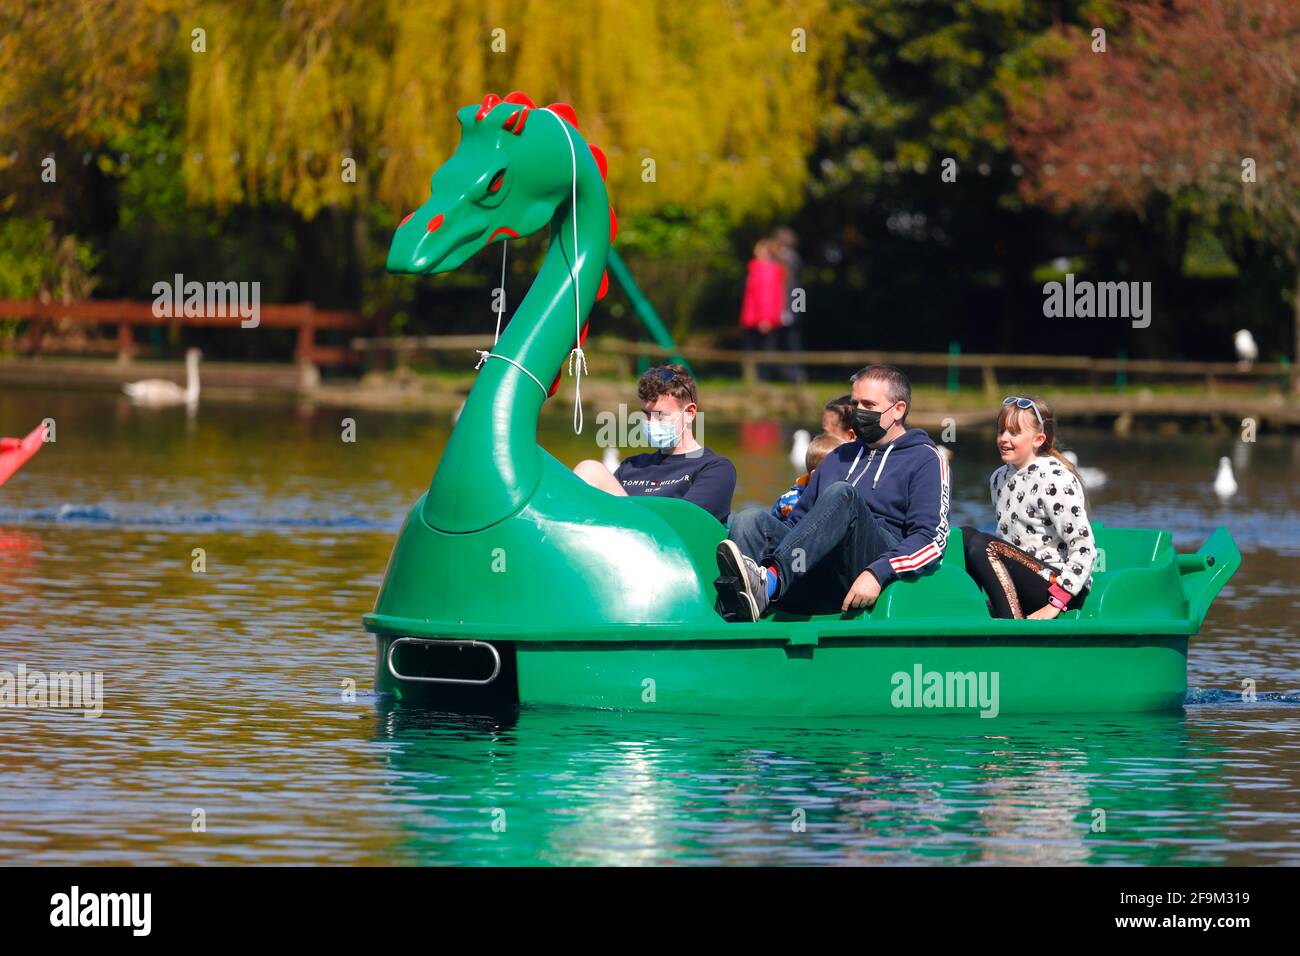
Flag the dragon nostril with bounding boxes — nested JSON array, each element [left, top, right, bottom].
[[427, 214, 444, 233]]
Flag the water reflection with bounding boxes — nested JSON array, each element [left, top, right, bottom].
[[370, 702, 1239, 865]]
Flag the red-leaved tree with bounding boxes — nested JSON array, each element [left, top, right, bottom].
[[1005, 0, 1300, 387]]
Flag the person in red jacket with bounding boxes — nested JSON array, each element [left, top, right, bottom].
[[739, 239, 786, 383]]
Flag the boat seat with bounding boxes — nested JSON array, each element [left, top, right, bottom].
[[770, 529, 988, 623], [1076, 525, 1186, 621], [870, 531, 990, 619]]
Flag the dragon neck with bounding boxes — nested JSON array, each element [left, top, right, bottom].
[[422, 167, 610, 533]]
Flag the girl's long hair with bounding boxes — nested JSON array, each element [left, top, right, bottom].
[[997, 397, 1088, 508]]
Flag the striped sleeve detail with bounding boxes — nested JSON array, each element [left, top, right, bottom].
[[888, 446, 951, 574]]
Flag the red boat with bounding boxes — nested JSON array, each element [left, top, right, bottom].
[[0, 422, 48, 488]]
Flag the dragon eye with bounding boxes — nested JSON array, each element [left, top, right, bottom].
[[487, 169, 506, 194]]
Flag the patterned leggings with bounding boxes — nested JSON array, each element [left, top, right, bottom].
[[961, 528, 1087, 619]]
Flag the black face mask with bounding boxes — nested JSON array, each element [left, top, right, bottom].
[[851, 407, 890, 444]]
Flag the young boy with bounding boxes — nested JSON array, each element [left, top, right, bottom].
[[770, 432, 846, 519]]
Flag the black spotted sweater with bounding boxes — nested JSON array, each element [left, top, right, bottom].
[[989, 455, 1096, 597]]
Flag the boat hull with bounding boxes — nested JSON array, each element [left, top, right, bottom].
[[367, 523, 1237, 717], [375, 632, 1188, 717]]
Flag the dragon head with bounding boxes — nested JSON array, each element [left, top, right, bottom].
[[387, 93, 605, 275]]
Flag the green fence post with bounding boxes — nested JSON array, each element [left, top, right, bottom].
[[605, 247, 690, 374], [1116, 348, 1127, 392], [948, 341, 960, 393]]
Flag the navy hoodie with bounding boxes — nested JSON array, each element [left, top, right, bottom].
[[783, 427, 951, 588]]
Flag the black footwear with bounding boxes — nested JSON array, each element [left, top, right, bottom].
[[715, 540, 771, 622], [713, 575, 744, 623]]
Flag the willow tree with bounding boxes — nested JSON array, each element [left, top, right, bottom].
[[173, 0, 850, 331], [181, 0, 848, 220], [2, 0, 850, 330]]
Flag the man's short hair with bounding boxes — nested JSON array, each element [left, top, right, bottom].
[[850, 364, 912, 425], [638, 364, 698, 406]]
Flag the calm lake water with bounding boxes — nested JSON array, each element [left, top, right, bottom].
[[1, 387, 1297, 865]]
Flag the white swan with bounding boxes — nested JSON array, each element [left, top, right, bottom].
[[1062, 449, 1107, 489], [1213, 456, 1238, 499], [790, 428, 811, 470], [124, 348, 201, 407]]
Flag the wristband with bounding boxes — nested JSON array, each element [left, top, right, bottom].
[[1047, 582, 1071, 611]]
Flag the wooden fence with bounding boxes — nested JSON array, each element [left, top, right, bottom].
[[0, 299, 373, 368], [351, 333, 1296, 394]]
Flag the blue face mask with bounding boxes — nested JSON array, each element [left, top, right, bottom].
[[642, 412, 684, 450]]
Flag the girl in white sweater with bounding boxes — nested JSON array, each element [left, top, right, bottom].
[[962, 397, 1096, 619]]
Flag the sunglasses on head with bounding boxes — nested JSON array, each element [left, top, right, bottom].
[[649, 367, 693, 390], [1003, 396, 1044, 427], [648, 366, 697, 402]]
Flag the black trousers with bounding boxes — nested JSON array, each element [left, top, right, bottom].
[[776, 322, 806, 384], [961, 528, 1087, 619], [742, 328, 779, 382], [728, 482, 900, 615]]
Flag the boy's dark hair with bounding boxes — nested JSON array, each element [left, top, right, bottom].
[[849, 364, 912, 425], [823, 394, 854, 432], [638, 364, 698, 406]]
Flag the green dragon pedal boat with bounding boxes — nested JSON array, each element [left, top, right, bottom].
[[363, 92, 1241, 718]]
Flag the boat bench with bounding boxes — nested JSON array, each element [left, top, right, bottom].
[[635, 495, 1201, 625]]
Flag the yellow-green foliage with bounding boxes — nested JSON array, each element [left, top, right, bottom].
[[189, 0, 849, 220], [2, 0, 852, 222]]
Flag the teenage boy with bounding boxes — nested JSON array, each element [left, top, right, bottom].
[[574, 364, 737, 524]]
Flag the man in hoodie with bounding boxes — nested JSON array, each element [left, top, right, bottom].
[[715, 365, 950, 621]]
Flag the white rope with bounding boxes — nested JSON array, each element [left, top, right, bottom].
[[471, 235, 547, 396], [469, 108, 588, 428], [543, 107, 586, 433], [492, 239, 507, 344], [474, 349, 547, 396]]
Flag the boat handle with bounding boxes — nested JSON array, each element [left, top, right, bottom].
[[386, 637, 502, 686]]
